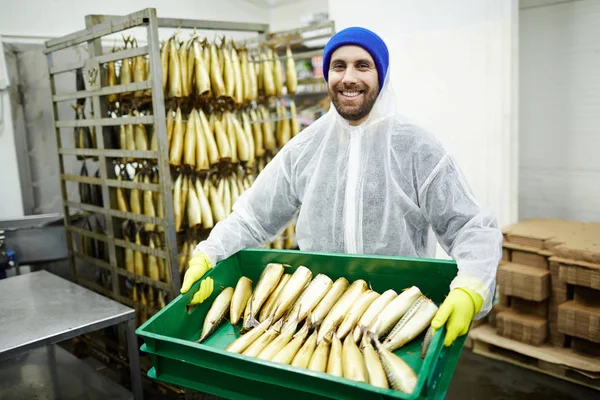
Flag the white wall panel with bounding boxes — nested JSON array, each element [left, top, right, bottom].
[[329, 0, 519, 257], [0, 0, 269, 41], [269, 0, 328, 32], [520, 0, 600, 222], [0, 39, 24, 218]]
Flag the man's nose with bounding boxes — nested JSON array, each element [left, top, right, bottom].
[[342, 67, 358, 85]]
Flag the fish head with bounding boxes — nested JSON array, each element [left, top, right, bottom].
[[367, 320, 385, 349], [293, 319, 311, 339], [360, 332, 371, 350]]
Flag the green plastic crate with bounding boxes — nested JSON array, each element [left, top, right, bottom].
[[136, 248, 468, 400]]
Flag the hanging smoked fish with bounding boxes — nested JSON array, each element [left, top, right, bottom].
[[78, 160, 92, 205], [132, 38, 146, 97], [169, 105, 184, 166], [120, 36, 133, 86], [71, 104, 90, 160], [193, 109, 210, 171], [192, 38, 211, 97], [231, 42, 244, 105], [106, 43, 118, 103], [143, 173, 157, 232], [134, 225, 145, 278], [183, 108, 197, 168], [285, 44, 297, 95], [160, 39, 169, 95], [168, 35, 183, 98]]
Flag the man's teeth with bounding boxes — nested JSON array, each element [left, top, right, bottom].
[[342, 91, 360, 97]]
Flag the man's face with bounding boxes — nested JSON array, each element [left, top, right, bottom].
[[327, 45, 379, 126]]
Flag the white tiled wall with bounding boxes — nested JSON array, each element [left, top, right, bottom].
[[519, 0, 600, 222]]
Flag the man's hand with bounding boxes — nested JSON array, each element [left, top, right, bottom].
[[181, 252, 213, 305], [431, 287, 483, 347], [189, 277, 214, 305]]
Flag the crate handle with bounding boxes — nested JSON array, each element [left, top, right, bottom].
[[423, 325, 446, 395]]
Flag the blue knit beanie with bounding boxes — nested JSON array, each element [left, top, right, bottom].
[[322, 27, 389, 91]]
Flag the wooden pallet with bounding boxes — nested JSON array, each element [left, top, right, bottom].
[[469, 325, 600, 391]]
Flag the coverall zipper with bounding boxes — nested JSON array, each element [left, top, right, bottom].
[[344, 128, 362, 254]]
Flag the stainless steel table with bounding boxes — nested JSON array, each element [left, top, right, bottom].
[[0, 344, 133, 400], [0, 270, 142, 399]]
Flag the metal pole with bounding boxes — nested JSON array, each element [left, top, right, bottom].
[[84, 14, 120, 300], [146, 8, 181, 299], [45, 52, 78, 283], [124, 317, 143, 400], [46, 344, 62, 399]]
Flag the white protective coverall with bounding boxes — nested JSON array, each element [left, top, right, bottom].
[[194, 69, 503, 319]]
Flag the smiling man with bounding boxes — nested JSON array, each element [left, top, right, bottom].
[[181, 27, 503, 347], [327, 45, 380, 124]]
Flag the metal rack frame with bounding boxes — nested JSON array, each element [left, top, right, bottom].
[[43, 7, 271, 319], [44, 7, 334, 320], [43, 6, 335, 396]]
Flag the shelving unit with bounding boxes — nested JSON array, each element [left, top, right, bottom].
[[43, 12, 336, 385], [44, 8, 276, 325]]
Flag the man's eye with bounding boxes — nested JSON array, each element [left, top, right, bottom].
[[332, 64, 344, 69]]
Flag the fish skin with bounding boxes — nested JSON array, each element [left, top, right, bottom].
[[361, 334, 389, 389], [307, 330, 332, 372], [326, 332, 343, 377], [310, 277, 349, 329], [367, 286, 422, 339], [282, 274, 333, 331], [353, 289, 398, 343], [242, 319, 283, 357], [420, 325, 434, 360], [271, 321, 310, 365], [226, 314, 274, 354], [197, 287, 234, 343], [256, 312, 299, 361], [342, 333, 369, 383], [370, 332, 418, 394], [317, 279, 367, 344], [258, 273, 290, 322], [383, 296, 438, 352], [243, 263, 285, 330], [268, 266, 312, 322], [291, 330, 318, 369], [230, 277, 253, 326], [337, 290, 379, 341]]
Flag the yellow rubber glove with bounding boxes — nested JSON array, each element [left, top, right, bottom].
[[181, 252, 213, 305], [431, 287, 483, 347], [189, 277, 214, 305]]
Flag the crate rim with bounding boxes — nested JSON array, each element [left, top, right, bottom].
[[237, 247, 458, 264], [137, 324, 447, 400], [136, 247, 456, 399], [136, 247, 458, 334]]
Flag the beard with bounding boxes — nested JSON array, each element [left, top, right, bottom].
[[328, 83, 379, 122]]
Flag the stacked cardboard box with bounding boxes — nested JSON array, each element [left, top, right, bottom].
[[551, 223, 600, 353], [556, 258, 600, 346], [495, 261, 551, 345], [467, 220, 600, 388], [491, 220, 562, 345], [491, 219, 600, 353], [548, 258, 571, 346]]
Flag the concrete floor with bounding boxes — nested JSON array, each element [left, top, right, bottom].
[[447, 349, 597, 400], [176, 349, 598, 399], [3, 343, 597, 399]]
